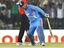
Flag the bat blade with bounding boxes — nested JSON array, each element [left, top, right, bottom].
[[46, 18, 54, 39]]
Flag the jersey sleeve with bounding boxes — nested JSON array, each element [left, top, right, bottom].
[[30, 5, 46, 17]]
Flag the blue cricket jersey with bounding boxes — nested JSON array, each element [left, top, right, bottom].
[[24, 5, 46, 28]]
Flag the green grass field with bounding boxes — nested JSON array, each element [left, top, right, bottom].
[[0, 42, 64, 48]]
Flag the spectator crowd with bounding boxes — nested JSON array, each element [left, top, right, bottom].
[[0, 0, 64, 29]]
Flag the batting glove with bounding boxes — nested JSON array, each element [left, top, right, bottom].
[[45, 14, 49, 18]]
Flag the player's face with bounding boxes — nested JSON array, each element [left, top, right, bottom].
[[22, 3, 27, 9]]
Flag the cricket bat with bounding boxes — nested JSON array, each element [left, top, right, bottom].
[[46, 17, 54, 39]]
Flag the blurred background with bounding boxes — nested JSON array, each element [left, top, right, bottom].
[[0, 0, 64, 29]]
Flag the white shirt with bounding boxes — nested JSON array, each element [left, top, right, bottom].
[[57, 8, 63, 19]]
